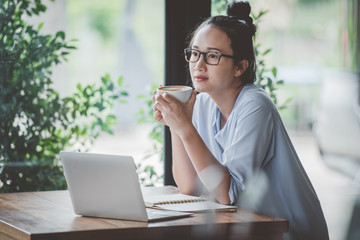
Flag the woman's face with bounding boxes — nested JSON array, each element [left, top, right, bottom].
[[189, 25, 242, 95]]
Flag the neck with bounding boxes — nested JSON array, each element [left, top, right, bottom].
[[209, 86, 243, 129]]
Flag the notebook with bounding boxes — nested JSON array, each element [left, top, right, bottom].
[[59, 151, 193, 222], [144, 193, 238, 212]]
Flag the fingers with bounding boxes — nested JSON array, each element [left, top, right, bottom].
[[154, 92, 167, 105], [153, 87, 169, 126], [161, 92, 176, 102], [153, 91, 165, 108], [189, 90, 197, 105], [152, 91, 157, 103], [153, 109, 163, 122], [153, 93, 169, 120]]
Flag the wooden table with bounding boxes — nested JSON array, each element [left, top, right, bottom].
[[0, 186, 288, 240]]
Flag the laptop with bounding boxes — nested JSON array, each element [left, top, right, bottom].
[[60, 151, 193, 222]]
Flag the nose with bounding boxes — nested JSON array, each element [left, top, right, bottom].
[[193, 54, 207, 71]]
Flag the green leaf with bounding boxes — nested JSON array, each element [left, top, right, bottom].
[[266, 77, 273, 87], [272, 67, 277, 77], [76, 84, 82, 92], [120, 91, 128, 96], [254, 9, 269, 21], [101, 74, 110, 85], [263, 49, 272, 56], [37, 22, 44, 31], [56, 31, 65, 40], [117, 76, 123, 86], [105, 114, 117, 126], [65, 45, 77, 50], [277, 80, 284, 85], [283, 97, 293, 105]]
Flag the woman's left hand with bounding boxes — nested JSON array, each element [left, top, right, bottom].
[[154, 90, 197, 135]]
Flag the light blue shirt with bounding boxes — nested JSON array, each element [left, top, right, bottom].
[[192, 84, 329, 240]]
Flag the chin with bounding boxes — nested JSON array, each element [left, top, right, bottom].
[[193, 83, 207, 93], [193, 86, 205, 93]]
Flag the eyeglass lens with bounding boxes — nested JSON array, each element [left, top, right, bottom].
[[185, 49, 220, 65]]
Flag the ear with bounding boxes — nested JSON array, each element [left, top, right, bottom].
[[234, 60, 249, 78]]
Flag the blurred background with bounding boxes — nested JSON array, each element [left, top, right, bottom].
[[29, 0, 359, 239]]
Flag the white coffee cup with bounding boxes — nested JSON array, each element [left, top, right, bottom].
[[157, 85, 193, 102]]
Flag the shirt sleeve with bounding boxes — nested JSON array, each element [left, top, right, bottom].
[[224, 100, 275, 204]]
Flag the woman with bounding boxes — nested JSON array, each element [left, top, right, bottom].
[[153, 1, 329, 239]]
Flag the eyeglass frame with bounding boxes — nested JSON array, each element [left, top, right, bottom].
[[184, 48, 235, 65]]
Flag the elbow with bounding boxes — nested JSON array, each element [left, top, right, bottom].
[[217, 196, 230, 205], [173, 171, 200, 196], [177, 185, 197, 196], [214, 172, 231, 205]]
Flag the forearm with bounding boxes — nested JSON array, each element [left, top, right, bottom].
[[171, 131, 201, 195], [177, 124, 231, 205]]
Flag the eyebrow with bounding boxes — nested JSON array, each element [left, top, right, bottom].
[[192, 45, 223, 52]]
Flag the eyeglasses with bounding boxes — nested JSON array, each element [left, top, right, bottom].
[[184, 48, 235, 65]]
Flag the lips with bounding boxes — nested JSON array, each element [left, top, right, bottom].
[[194, 75, 208, 82]]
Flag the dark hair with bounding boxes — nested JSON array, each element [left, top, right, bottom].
[[187, 1, 257, 85]]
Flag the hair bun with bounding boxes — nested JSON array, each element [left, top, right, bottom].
[[226, 1, 256, 36], [226, 1, 251, 20]]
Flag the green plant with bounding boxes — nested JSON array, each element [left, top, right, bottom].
[[0, 0, 128, 193], [251, 10, 292, 110]]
